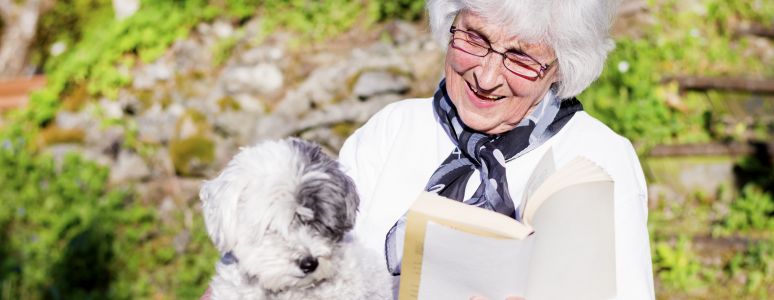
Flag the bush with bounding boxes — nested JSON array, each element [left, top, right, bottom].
[[0, 130, 217, 299]]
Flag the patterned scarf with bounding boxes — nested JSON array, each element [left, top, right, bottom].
[[385, 79, 583, 275]]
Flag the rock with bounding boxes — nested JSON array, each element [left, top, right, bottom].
[[171, 39, 211, 73], [45, 144, 112, 168], [169, 108, 217, 184], [213, 135, 239, 173], [223, 63, 284, 95], [150, 148, 176, 176], [352, 70, 410, 99], [136, 104, 176, 144], [646, 156, 736, 198], [110, 150, 151, 184], [385, 20, 419, 45], [158, 196, 176, 222], [213, 111, 258, 143], [299, 127, 347, 156], [83, 124, 124, 159], [167, 103, 186, 118], [234, 94, 265, 113], [99, 98, 124, 119], [55, 110, 93, 130], [132, 61, 173, 90], [240, 46, 284, 65], [178, 177, 206, 203], [174, 230, 191, 254], [178, 117, 200, 140], [212, 20, 235, 39], [113, 0, 140, 20]]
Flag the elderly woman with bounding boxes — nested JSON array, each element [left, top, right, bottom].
[[339, 0, 654, 299]]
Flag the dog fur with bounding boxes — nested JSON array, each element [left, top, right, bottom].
[[200, 138, 392, 299]]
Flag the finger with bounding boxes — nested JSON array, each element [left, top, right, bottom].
[[470, 296, 488, 300], [505, 297, 524, 300]]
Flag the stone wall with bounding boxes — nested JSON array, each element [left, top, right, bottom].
[[42, 17, 445, 204]]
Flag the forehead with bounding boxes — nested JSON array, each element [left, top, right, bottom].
[[455, 10, 551, 54]]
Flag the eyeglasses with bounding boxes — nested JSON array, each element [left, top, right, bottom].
[[449, 26, 555, 81]]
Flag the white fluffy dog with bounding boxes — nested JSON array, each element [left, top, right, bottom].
[[200, 138, 392, 299]]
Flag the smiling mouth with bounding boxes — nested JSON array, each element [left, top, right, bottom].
[[466, 81, 505, 101]]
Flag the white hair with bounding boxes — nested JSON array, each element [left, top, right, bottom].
[[427, 0, 620, 99]]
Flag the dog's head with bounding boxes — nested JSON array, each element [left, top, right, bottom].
[[200, 138, 359, 291]]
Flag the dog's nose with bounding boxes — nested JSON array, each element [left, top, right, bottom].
[[298, 256, 318, 274]]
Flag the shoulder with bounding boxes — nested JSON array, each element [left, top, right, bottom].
[[340, 98, 435, 155], [555, 111, 639, 162], [364, 97, 435, 128], [552, 111, 647, 196], [338, 97, 435, 169], [561, 111, 628, 146]]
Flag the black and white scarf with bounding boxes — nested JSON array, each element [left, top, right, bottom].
[[385, 79, 583, 275]]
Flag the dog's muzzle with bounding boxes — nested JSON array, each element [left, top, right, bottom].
[[297, 256, 318, 274]]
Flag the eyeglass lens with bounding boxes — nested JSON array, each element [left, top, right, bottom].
[[451, 30, 541, 80]]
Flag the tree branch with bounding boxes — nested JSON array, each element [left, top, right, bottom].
[[664, 76, 774, 94]]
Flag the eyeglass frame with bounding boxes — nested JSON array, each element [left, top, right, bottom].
[[449, 26, 556, 82]]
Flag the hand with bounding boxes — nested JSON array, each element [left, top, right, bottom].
[[469, 296, 524, 300]]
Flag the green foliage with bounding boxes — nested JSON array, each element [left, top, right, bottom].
[[44, 1, 200, 100], [212, 30, 244, 66], [219, 0, 261, 20], [0, 133, 123, 298], [30, 0, 113, 67], [653, 236, 707, 291], [581, 38, 679, 149], [0, 129, 217, 299], [260, 0, 366, 41], [715, 185, 774, 234], [705, 0, 774, 25], [734, 152, 774, 193], [371, 0, 426, 21], [726, 239, 774, 298], [582, 0, 773, 148]]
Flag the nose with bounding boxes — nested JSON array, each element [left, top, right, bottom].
[[298, 256, 318, 274], [474, 54, 504, 93]]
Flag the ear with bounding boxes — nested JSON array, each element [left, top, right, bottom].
[[291, 138, 360, 239], [200, 164, 244, 254]]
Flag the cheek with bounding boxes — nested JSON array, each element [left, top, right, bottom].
[[446, 50, 478, 75], [504, 76, 543, 98]]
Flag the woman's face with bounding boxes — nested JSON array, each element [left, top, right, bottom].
[[445, 10, 559, 135]]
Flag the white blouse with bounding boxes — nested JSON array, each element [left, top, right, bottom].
[[339, 98, 655, 299]]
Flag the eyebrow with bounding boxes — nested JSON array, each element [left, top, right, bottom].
[[460, 24, 526, 54]]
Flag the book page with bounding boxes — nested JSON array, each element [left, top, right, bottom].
[[417, 221, 534, 299], [408, 192, 533, 239], [399, 192, 534, 300], [523, 157, 612, 227], [526, 181, 616, 300], [519, 148, 557, 220]]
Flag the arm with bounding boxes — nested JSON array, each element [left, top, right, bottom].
[[338, 102, 402, 239], [611, 140, 655, 299]]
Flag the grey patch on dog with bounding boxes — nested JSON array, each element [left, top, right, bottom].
[[289, 138, 359, 241]]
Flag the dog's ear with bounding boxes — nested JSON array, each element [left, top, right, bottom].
[[291, 138, 360, 240], [200, 165, 243, 254]]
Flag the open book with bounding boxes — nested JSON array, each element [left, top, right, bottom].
[[398, 149, 616, 300]]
